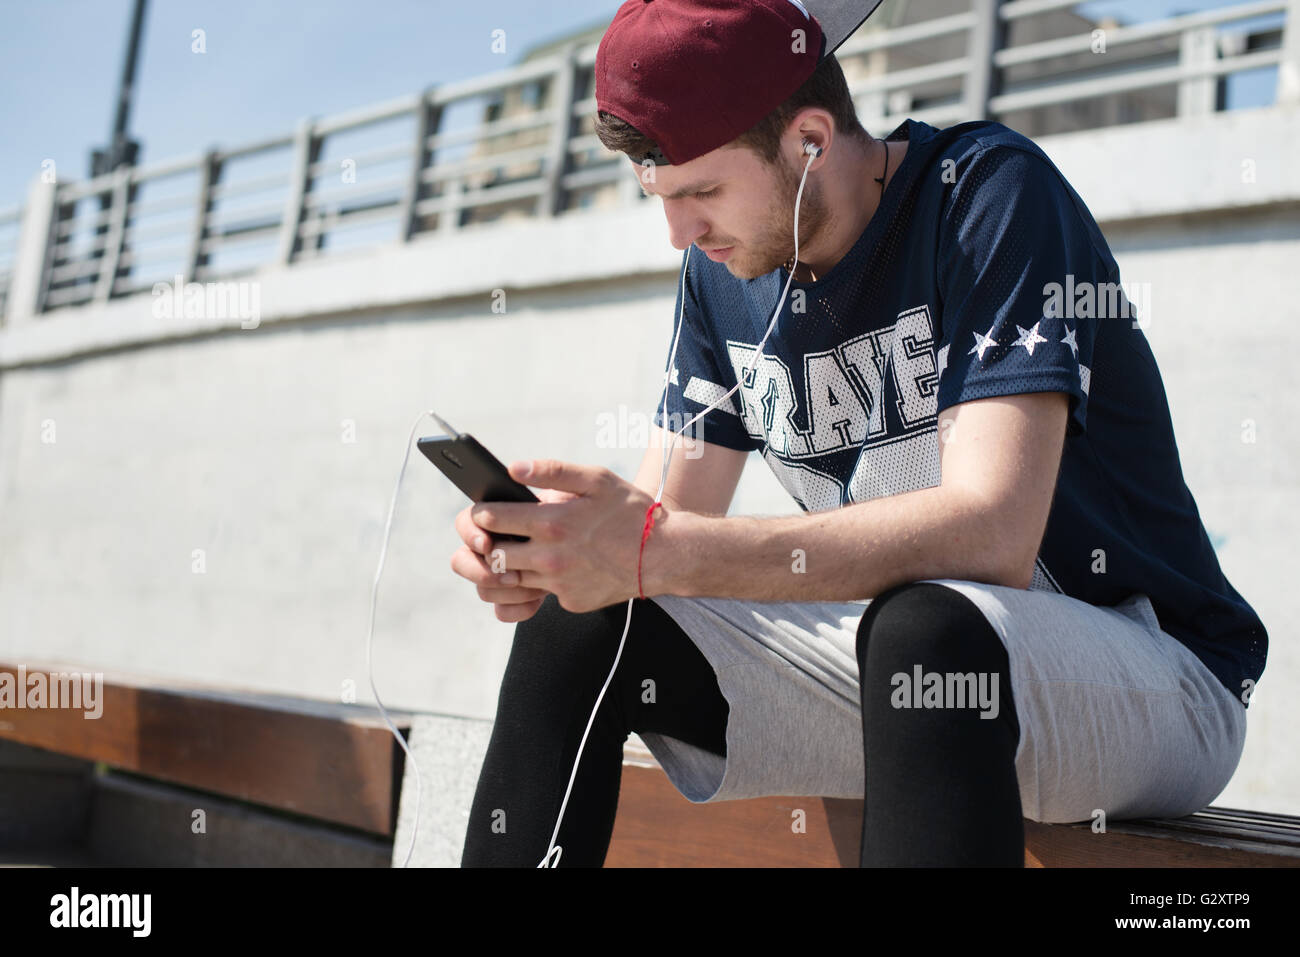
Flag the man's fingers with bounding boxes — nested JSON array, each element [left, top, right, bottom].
[[476, 582, 548, 604], [450, 544, 510, 585], [451, 544, 543, 598], [507, 459, 609, 496], [534, 488, 580, 505], [494, 597, 546, 623], [455, 505, 492, 553]]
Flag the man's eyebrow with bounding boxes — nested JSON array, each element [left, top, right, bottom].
[[640, 178, 719, 200]]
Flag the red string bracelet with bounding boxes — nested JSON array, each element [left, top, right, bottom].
[[637, 500, 665, 600]]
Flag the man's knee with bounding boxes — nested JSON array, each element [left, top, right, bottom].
[[855, 581, 1008, 678], [856, 581, 1019, 739]]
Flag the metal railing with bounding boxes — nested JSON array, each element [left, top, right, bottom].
[[3, 0, 1295, 322]]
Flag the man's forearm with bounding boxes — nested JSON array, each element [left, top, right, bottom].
[[643, 485, 1030, 602]]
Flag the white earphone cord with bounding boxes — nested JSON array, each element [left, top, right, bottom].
[[367, 408, 438, 869], [366, 147, 819, 869]]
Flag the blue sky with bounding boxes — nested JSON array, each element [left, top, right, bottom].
[[0, 0, 1281, 211], [0, 0, 622, 210]]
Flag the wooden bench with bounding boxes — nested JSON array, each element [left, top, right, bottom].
[[8, 659, 1294, 868], [0, 661, 411, 866], [606, 738, 1300, 867]]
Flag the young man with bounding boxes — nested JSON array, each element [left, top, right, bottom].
[[451, 0, 1267, 866]]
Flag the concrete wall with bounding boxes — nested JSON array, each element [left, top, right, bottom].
[[1, 106, 1297, 818]]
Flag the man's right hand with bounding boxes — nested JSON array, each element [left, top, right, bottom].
[[449, 489, 576, 623]]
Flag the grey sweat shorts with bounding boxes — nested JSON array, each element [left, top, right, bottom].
[[643, 579, 1247, 824]]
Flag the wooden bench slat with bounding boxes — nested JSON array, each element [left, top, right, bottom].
[[1100, 821, 1300, 857], [1181, 807, 1300, 834], [0, 662, 411, 836], [1121, 820, 1300, 846], [615, 739, 1300, 867], [606, 764, 849, 867]]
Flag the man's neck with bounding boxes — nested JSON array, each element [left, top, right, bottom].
[[791, 133, 908, 282]]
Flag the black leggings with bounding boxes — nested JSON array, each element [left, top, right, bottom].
[[460, 582, 1023, 867]]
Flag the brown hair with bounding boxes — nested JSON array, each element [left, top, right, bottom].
[[595, 54, 869, 166]]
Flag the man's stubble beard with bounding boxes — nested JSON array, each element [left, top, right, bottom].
[[728, 156, 834, 281]]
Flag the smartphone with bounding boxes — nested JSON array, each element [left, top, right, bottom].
[[418, 413, 537, 543]]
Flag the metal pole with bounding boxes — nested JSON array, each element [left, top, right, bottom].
[[110, 0, 148, 168], [86, 0, 147, 305], [93, 0, 148, 175]]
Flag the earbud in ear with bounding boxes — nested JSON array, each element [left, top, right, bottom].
[[803, 140, 823, 158]]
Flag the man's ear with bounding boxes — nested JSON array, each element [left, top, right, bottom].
[[788, 107, 833, 160]]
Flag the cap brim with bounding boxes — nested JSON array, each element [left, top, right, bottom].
[[802, 0, 888, 60]]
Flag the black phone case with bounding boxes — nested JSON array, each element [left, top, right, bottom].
[[418, 434, 538, 542]]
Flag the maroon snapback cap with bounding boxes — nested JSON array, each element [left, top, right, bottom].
[[595, 0, 887, 166]]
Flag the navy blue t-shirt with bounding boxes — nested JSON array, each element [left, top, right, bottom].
[[653, 118, 1267, 708]]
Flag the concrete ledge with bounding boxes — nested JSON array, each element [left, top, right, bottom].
[[391, 713, 493, 867], [1040, 103, 1300, 225], [0, 202, 677, 369]]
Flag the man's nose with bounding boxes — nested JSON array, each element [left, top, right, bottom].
[[662, 199, 707, 251]]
